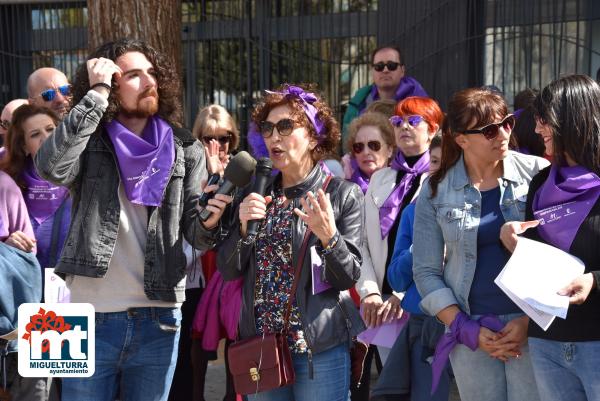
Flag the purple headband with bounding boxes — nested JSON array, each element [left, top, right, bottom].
[[265, 85, 325, 135]]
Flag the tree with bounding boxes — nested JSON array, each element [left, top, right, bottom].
[[87, 0, 182, 77]]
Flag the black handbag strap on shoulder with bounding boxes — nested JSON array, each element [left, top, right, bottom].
[[282, 174, 333, 332]]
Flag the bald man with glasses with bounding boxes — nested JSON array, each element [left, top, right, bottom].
[[342, 45, 428, 150], [27, 67, 71, 118]]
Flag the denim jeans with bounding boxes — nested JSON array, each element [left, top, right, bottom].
[[247, 342, 350, 401], [62, 307, 182, 401], [448, 313, 540, 401], [529, 337, 600, 401]]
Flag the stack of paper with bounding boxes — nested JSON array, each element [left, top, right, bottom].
[[495, 237, 584, 331]]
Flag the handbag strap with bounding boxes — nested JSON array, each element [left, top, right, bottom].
[[282, 174, 333, 333]]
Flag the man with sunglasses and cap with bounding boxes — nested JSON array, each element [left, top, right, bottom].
[[27, 67, 71, 118], [342, 45, 427, 150]]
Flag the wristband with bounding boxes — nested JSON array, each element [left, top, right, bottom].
[[322, 231, 340, 254], [91, 82, 112, 92]]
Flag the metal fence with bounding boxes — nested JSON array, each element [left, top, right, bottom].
[[2, 0, 600, 142]]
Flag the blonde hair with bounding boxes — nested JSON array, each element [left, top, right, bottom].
[[192, 105, 240, 151], [346, 112, 396, 156]]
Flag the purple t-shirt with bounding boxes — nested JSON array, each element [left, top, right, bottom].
[[0, 171, 36, 252]]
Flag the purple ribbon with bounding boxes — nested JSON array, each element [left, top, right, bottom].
[[379, 151, 429, 238], [105, 116, 175, 207], [21, 158, 68, 224], [431, 312, 505, 394], [365, 76, 428, 113], [349, 158, 370, 194], [532, 164, 600, 252], [266, 85, 325, 135]]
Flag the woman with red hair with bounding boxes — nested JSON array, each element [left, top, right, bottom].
[[356, 96, 443, 397]]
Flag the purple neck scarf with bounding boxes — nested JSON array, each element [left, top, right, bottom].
[[379, 151, 429, 238], [431, 312, 504, 394], [105, 116, 175, 206], [21, 158, 68, 224], [532, 164, 600, 252], [365, 76, 428, 112], [349, 158, 370, 194]]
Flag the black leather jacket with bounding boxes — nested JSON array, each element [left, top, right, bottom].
[[218, 165, 366, 354]]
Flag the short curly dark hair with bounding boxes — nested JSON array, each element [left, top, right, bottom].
[[71, 38, 182, 127], [251, 83, 340, 160]]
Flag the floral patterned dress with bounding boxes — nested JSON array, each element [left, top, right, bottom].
[[254, 194, 308, 353]]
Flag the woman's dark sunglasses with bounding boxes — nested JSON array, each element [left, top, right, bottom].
[[40, 85, 71, 102], [201, 134, 231, 145], [461, 114, 515, 140], [352, 140, 382, 154], [372, 62, 401, 72], [389, 115, 424, 128], [259, 118, 295, 138]]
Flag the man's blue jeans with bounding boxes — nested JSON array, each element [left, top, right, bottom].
[[62, 307, 181, 401], [529, 337, 600, 401], [247, 342, 350, 401]]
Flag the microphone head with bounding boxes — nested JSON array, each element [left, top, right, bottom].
[[224, 151, 256, 187], [255, 158, 273, 176]]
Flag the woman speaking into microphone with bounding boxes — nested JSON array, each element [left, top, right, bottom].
[[218, 84, 365, 401]]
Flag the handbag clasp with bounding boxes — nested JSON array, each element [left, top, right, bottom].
[[249, 367, 260, 382]]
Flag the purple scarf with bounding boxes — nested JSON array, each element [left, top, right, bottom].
[[431, 312, 504, 394], [379, 151, 429, 238], [532, 164, 600, 252], [363, 76, 428, 113], [105, 116, 175, 206], [21, 158, 68, 225], [349, 158, 370, 194]]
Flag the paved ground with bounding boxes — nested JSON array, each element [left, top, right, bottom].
[[203, 340, 461, 401]]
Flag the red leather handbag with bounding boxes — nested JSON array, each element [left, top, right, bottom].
[[228, 176, 332, 395]]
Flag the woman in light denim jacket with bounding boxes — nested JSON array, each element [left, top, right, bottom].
[[412, 87, 549, 401]]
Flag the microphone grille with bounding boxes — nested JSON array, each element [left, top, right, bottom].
[[223, 151, 257, 187]]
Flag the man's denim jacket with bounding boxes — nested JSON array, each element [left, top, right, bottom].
[[34, 91, 218, 303], [412, 151, 550, 316]]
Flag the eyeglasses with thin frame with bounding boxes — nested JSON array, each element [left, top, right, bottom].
[[39, 85, 71, 102], [389, 115, 424, 128], [259, 118, 296, 138], [461, 114, 515, 140], [201, 134, 232, 146], [372, 61, 402, 72], [352, 140, 382, 154]]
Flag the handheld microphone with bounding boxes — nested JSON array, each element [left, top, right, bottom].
[[199, 151, 256, 222], [245, 158, 273, 239], [198, 173, 221, 207]]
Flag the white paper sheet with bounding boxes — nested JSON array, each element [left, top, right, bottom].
[[495, 237, 584, 330], [44, 268, 71, 303]]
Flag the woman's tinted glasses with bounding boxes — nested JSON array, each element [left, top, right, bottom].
[[461, 114, 515, 140], [39, 85, 71, 102], [201, 134, 231, 145], [352, 140, 382, 154], [372, 62, 401, 72], [259, 118, 295, 138], [389, 115, 424, 128]]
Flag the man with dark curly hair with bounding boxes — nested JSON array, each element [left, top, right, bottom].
[[34, 38, 231, 401]]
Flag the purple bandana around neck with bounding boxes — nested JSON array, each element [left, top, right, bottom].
[[430, 312, 504, 394], [379, 150, 429, 238], [349, 158, 370, 194], [105, 116, 175, 207], [21, 157, 68, 225], [265, 85, 325, 136], [366, 76, 428, 112], [532, 163, 600, 252]]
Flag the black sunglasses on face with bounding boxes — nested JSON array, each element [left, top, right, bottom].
[[259, 118, 296, 138], [40, 85, 71, 102], [372, 61, 401, 72], [461, 114, 515, 140], [201, 134, 231, 146], [352, 140, 382, 154]]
